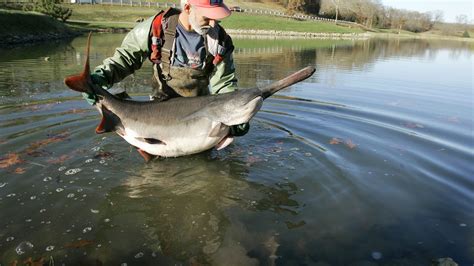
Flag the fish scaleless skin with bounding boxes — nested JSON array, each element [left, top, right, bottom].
[[64, 33, 315, 159]]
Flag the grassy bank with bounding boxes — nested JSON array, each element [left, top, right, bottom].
[[0, 9, 73, 36], [65, 4, 361, 33], [2, 5, 471, 43], [221, 13, 362, 33], [67, 5, 156, 23]]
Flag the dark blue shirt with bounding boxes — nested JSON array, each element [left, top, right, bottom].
[[173, 22, 206, 69]]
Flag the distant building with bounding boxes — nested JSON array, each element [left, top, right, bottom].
[[70, 0, 94, 4]]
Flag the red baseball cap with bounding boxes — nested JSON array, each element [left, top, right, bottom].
[[187, 0, 231, 20]]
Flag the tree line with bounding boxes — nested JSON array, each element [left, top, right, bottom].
[[278, 0, 460, 33]]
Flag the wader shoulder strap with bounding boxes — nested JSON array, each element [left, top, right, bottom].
[[211, 25, 234, 66], [202, 35, 216, 75], [161, 12, 180, 80], [149, 8, 180, 65]]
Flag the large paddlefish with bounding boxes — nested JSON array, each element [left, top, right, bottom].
[[64, 34, 315, 161]]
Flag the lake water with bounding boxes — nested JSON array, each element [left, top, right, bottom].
[[0, 34, 473, 265]]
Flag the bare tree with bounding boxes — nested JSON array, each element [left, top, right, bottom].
[[430, 10, 444, 23], [456, 14, 468, 25], [319, 0, 438, 32], [388, 8, 408, 33], [287, 0, 321, 14], [330, 0, 340, 23]]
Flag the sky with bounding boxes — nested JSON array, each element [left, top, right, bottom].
[[381, 0, 473, 23]]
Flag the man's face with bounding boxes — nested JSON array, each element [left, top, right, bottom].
[[189, 6, 213, 35]]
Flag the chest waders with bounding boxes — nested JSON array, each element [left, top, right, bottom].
[[150, 9, 216, 101]]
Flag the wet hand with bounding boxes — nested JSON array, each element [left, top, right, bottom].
[[229, 122, 250, 137]]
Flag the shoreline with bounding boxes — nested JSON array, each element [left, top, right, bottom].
[[0, 32, 81, 48], [1, 28, 472, 48], [226, 29, 370, 39], [368, 32, 474, 42]]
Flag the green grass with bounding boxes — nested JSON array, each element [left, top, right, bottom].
[[66, 5, 361, 33], [222, 13, 362, 33], [0, 9, 72, 36], [377, 28, 416, 35], [66, 20, 136, 30], [67, 4, 156, 22]]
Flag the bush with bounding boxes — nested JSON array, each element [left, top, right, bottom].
[[462, 30, 470, 38], [33, 0, 73, 22]]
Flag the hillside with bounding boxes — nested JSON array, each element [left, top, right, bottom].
[[0, 9, 77, 46], [64, 5, 361, 34]]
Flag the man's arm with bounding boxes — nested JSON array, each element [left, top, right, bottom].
[[209, 51, 238, 94], [92, 17, 153, 88]]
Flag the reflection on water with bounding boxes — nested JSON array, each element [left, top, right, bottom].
[[0, 34, 473, 265]]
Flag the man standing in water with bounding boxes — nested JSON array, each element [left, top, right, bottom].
[[84, 0, 249, 136]]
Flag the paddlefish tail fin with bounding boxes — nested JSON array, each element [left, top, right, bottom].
[[64, 32, 94, 94], [259, 66, 316, 99]]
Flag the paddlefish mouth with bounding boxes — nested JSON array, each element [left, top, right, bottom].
[[239, 96, 263, 123]]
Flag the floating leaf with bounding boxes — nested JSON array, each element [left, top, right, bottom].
[[271, 147, 283, 153], [94, 151, 113, 159], [14, 167, 26, 174], [285, 220, 306, 229], [22, 257, 45, 266], [64, 239, 94, 248], [246, 155, 262, 164], [25, 131, 70, 156], [47, 155, 70, 164], [329, 138, 342, 145], [0, 153, 23, 168], [345, 139, 357, 149]]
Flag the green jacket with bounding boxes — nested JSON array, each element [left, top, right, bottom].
[[92, 15, 238, 95]]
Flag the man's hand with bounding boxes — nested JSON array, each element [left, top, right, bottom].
[[82, 73, 108, 105], [229, 122, 250, 137], [82, 92, 98, 105]]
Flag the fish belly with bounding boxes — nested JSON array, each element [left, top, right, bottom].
[[119, 125, 230, 157]]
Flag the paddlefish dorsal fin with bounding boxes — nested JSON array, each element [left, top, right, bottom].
[[64, 32, 93, 94]]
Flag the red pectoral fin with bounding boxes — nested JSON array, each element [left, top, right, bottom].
[[137, 148, 156, 162], [95, 116, 108, 134], [95, 106, 121, 134]]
